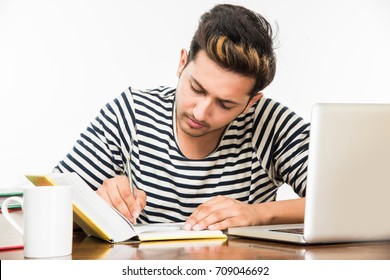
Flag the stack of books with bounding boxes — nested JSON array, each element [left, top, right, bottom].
[[0, 188, 23, 210]]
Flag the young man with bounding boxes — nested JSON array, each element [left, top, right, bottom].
[[55, 4, 309, 231]]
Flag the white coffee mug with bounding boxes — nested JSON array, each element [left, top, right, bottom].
[[2, 186, 73, 258]]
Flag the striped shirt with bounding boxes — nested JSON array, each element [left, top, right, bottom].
[[55, 86, 310, 223]]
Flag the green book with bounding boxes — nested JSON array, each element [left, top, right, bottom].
[[0, 188, 23, 210]]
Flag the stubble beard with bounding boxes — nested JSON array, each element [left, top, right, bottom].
[[178, 114, 209, 138], [177, 113, 229, 141]]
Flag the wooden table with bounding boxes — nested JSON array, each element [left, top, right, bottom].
[[1, 230, 390, 260]]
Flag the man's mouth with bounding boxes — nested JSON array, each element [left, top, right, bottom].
[[188, 117, 205, 129]]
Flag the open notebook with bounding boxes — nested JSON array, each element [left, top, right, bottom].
[[228, 103, 390, 244]]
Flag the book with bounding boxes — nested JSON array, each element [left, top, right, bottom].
[[0, 188, 23, 210], [26, 172, 227, 243], [0, 208, 24, 250]]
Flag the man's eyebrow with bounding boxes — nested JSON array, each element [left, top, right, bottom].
[[191, 77, 208, 93], [191, 77, 241, 105]]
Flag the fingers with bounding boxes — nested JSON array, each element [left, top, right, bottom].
[[134, 188, 147, 210], [99, 176, 133, 221], [184, 196, 256, 231], [131, 187, 147, 219], [184, 196, 235, 231], [96, 175, 146, 223], [207, 216, 243, 230]]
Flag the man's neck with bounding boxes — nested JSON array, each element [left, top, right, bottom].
[[176, 126, 225, 160]]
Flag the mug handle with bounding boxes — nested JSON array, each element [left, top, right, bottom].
[[2, 196, 24, 235]]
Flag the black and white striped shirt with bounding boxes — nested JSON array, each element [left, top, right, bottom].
[[55, 86, 310, 223]]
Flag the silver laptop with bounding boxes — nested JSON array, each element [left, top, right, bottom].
[[228, 103, 390, 244]]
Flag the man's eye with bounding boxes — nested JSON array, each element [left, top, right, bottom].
[[190, 85, 204, 94], [218, 101, 233, 110]]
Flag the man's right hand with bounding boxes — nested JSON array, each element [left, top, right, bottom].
[[96, 175, 146, 223]]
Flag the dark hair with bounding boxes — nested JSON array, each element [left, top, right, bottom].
[[188, 4, 276, 95]]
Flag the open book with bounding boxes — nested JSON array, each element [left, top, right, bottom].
[[26, 173, 227, 243]]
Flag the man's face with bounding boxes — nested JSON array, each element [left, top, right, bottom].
[[175, 50, 259, 139]]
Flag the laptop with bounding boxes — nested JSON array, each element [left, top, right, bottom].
[[228, 103, 390, 244]]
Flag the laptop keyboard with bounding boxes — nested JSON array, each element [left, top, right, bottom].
[[270, 228, 304, 234]]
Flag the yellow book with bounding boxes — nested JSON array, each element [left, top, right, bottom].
[[26, 173, 227, 243]]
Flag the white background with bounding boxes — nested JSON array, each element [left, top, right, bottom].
[[1, 0, 389, 200]]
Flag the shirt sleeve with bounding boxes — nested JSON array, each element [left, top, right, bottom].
[[252, 99, 310, 197], [54, 90, 135, 190]]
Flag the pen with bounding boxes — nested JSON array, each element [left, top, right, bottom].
[[125, 157, 138, 225]]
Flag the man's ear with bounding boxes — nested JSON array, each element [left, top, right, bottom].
[[243, 92, 263, 113], [177, 49, 188, 78]]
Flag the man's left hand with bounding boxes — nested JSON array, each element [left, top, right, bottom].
[[183, 195, 258, 231]]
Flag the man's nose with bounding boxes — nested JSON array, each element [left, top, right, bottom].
[[193, 98, 212, 121]]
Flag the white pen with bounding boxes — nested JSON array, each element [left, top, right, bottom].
[[125, 157, 138, 225]]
